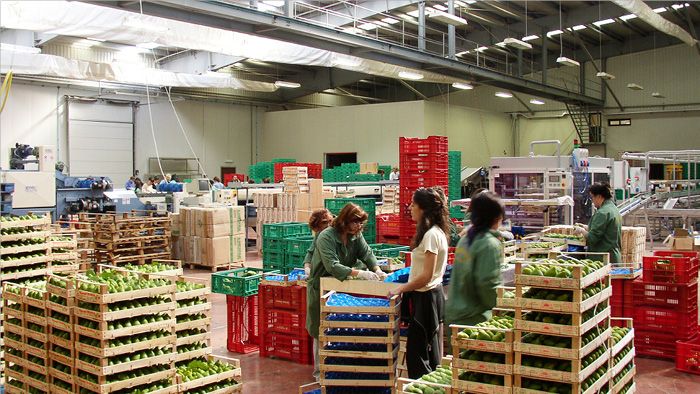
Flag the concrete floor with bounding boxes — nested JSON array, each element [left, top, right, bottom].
[[188, 252, 700, 394]]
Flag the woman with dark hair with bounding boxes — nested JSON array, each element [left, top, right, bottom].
[[389, 187, 449, 378], [446, 191, 505, 328], [574, 183, 622, 263], [306, 203, 385, 380], [303, 208, 334, 275]]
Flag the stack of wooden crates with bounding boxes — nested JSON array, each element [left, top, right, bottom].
[[93, 213, 171, 266]]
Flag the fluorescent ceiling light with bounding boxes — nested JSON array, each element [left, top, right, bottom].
[[86, 37, 106, 42], [593, 19, 615, 26], [274, 81, 301, 88], [572, 25, 587, 31], [653, 7, 667, 13], [398, 71, 424, 80], [454, 1, 468, 7], [557, 56, 580, 67], [433, 4, 447, 11], [456, 50, 470, 56], [429, 10, 467, 26], [672, 3, 689, 9], [452, 82, 473, 90], [382, 17, 399, 24], [547, 29, 563, 37], [620, 14, 637, 21], [465, 0, 477, 4], [627, 83, 644, 90], [596, 71, 616, 80], [529, 99, 545, 105], [495, 42, 507, 48], [262, 0, 284, 6], [407, 8, 437, 17], [495, 91, 513, 98], [652, 92, 666, 98], [522, 35, 539, 41], [503, 37, 532, 50], [0, 43, 41, 54], [136, 42, 160, 49], [358, 22, 378, 30], [475, 46, 488, 52]]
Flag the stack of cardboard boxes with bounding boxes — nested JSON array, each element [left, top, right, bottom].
[[282, 166, 309, 193], [176, 205, 246, 270], [380, 186, 399, 214], [253, 180, 333, 253], [359, 162, 379, 174]]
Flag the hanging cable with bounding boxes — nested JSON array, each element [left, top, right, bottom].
[[0, 71, 13, 114]]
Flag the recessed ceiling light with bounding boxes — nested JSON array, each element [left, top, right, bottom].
[[495, 91, 513, 98], [382, 17, 399, 24], [503, 37, 532, 50], [522, 35, 539, 41], [274, 81, 301, 88], [596, 72, 616, 80], [398, 71, 424, 80], [620, 14, 637, 21], [358, 22, 378, 30], [572, 25, 587, 31], [529, 99, 545, 105], [452, 82, 473, 90], [594, 19, 615, 26], [547, 30, 563, 37], [627, 83, 644, 90], [557, 57, 580, 67], [136, 42, 160, 49], [653, 7, 667, 13]]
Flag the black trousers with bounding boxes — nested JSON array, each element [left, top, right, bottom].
[[403, 286, 445, 379]]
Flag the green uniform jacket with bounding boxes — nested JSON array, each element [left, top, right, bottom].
[[305, 227, 378, 338], [586, 199, 622, 264], [302, 235, 317, 266], [445, 230, 503, 327]]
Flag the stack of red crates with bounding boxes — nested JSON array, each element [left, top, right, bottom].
[[633, 250, 700, 360], [226, 294, 260, 354], [377, 213, 401, 243], [258, 283, 313, 365], [610, 278, 635, 318], [398, 136, 449, 246], [274, 163, 322, 182]]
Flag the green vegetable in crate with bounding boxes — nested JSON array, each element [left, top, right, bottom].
[[611, 326, 630, 345], [176, 359, 236, 382], [456, 315, 513, 341]]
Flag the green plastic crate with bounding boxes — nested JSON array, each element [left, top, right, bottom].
[[272, 158, 296, 163], [263, 238, 283, 253], [284, 251, 307, 268], [325, 198, 377, 216], [369, 243, 410, 258], [211, 267, 279, 297], [263, 262, 285, 273], [284, 236, 314, 254], [262, 222, 311, 239], [450, 206, 465, 219], [263, 250, 285, 265]]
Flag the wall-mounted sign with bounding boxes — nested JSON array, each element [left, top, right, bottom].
[[608, 118, 631, 126]]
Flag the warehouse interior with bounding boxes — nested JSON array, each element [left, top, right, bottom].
[[1, 0, 700, 393]]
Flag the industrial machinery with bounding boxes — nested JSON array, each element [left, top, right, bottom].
[[488, 140, 615, 232], [0, 143, 56, 214], [54, 169, 114, 221]]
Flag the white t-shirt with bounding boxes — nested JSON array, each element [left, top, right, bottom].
[[408, 225, 449, 292]]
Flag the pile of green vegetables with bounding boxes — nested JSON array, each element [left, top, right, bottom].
[[123, 261, 176, 274], [543, 233, 584, 241], [402, 366, 452, 393], [458, 349, 506, 364], [611, 326, 631, 345], [523, 305, 605, 326], [614, 344, 634, 365], [176, 359, 237, 382], [177, 281, 207, 292], [521, 259, 605, 278], [0, 213, 42, 222], [78, 270, 170, 294], [522, 282, 606, 302], [613, 363, 634, 385], [1, 253, 47, 263], [458, 371, 504, 386], [1, 238, 46, 248], [456, 315, 514, 342], [521, 325, 606, 349]]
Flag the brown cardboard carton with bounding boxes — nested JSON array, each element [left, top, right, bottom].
[[360, 162, 379, 174], [202, 235, 246, 266], [296, 209, 314, 223], [182, 236, 202, 264], [170, 213, 180, 237], [670, 228, 694, 251], [199, 206, 245, 226], [309, 179, 324, 196], [197, 221, 245, 238]]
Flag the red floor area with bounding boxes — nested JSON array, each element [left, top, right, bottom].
[[188, 253, 700, 394]]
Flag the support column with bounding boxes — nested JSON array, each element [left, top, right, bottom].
[[517, 49, 523, 77], [418, 1, 426, 51], [580, 61, 586, 94], [448, 0, 456, 58], [284, 0, 293, 17], [541, 27, 548, 84]]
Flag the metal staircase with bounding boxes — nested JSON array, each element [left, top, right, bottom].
[[565, 102, 604, 145]]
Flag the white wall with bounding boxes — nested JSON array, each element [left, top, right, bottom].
[[0, 82, 257, 184]]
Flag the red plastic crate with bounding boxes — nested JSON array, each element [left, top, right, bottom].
[[676, 335, 700, 375], [633, 280, 698, 310], [636, 329, 677, 359], [634, 306, 699, 339], [400, 136, 449, 154], [259, 284, 306, 312], [259, 332, 313, 364], [223, 173, 247, 184], [643, 254, 699, 284], [274, 162, 322, 182], [655, 250, 699, 259], [260, 308, 306, 336], [377, 214, 401, 237], [226, 294, 259, 354]]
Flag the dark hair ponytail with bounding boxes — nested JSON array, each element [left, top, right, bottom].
[[411, 187, 450, 249], [467, 191, 505, 246], [589, 183, 613, 200]]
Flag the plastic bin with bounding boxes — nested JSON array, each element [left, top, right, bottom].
[[634, 306, 699, 339], [226, 294, 260, 354], [676, 335, 700, 375], [633, 280, 698, 310], [212, 267, 279, 297], [643, 252, 699, 284], [263, 222, 311, 240]]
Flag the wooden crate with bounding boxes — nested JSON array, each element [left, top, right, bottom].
[[512, 368, 610, 394], [513, 306, 611, 337], [513, 345, 610, 383], [503, 240, 518, 264], [511, 277, 612, 313], [513, 253, 611, 290], [452, 373, 513, 394], [513, 326, 611, 360], [612, 365, 636, 393], [75, 367, 176, 394], [176, 356, 242, 392]]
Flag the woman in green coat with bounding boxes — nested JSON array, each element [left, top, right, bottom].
[[306, 203, 386, 380], [302, 209, 333, 276], [446, 191, 505, 328], [574, 183, 622, 263]]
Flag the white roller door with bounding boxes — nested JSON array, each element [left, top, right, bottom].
[[68, 101, 134, 185]]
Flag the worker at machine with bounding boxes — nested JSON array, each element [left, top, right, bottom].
[[133, 178, 143, 193], [143, 178, 156, 193], [125, 177, 136, 190], [446, 191, 505, 328], [159, 174, 172, 185], [574, 183, 622, 264], [389, 187, 449, 379], [306, 203, 386, 381], [389, 167, 400, 180], [303, 209, 333, 276], [211, 177, 225, 190]]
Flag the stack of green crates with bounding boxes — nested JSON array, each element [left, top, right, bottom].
[[379, 165, 392, 180], [325, 198, 377, 243], [282, 235, 315, 272], [449, 151, 464, 219], [347, 173, 382, 182], [369, 244, 410, 258], [249, 159, 296, 183], [262, 222, 311, 273]]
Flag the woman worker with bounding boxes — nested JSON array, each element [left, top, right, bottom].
[[303, 209, 334, 276], [389, 187, 449, 378], [446, 191, 505, 328], [306, 203, 386, 380], [574, 183, 622, 263]]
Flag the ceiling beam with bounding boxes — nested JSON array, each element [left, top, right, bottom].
[[302, 0, 418, 27], [277, 68, 371, 102]]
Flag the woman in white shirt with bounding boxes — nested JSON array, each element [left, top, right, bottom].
[[390, 187, 449, 378]]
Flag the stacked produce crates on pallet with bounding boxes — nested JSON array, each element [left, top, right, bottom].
[[176, 355, 242, 393], [325, 198, 377, 243], [276, 163, 322, 183], [0, 212, 52, 283], [259, 272, 312, 364], [47, 274, 78, 394], [633, 250, 699, 360], [397, 358, 453, 394], [262, 222, 311, 274], [511, 252, 613, 394], [450, 310, 515, 394], [610, 318, 636, 393], [0, 183, 13, 215], [93, 212, 171, 266], [283, 167, 310, 193], [57, 213, 96, 269], [376, 213, 401, 244], [178, 206, 246, 271], [73, 268, 178, 393], [249, 159, 295, 183], [318, 278, 401, 394], [49, 231, 79, 274], [448, 151, 462, 219], [322, 163, 361, 183], [174, 276, 212, 363], [399, 136, 449, 246]]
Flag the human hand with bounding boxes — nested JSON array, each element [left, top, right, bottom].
[[388, 285, 404, 297], [304, 266, 311, 276], [374, 268, 388, 281], [356, 270, 380, 281], [573, 226, 587, 236]]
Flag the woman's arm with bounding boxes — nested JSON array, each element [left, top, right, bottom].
[[391, 251, 436, 295]]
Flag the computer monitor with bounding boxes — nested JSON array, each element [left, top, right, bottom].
[[197, 179, 211, 193]]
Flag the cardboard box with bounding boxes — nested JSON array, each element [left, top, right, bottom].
[[182, 236, 201, 264], [202, 235, 246, 266], [196, 221, 246, 238], [197, 206, 245, 225], [296, 209, 314, 223], [360, 162, 379, 174], [309, 179, 324, 196], [170, 214, 180, 237], [171, 236, 182, 260], [669, 228, 694, 251]]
